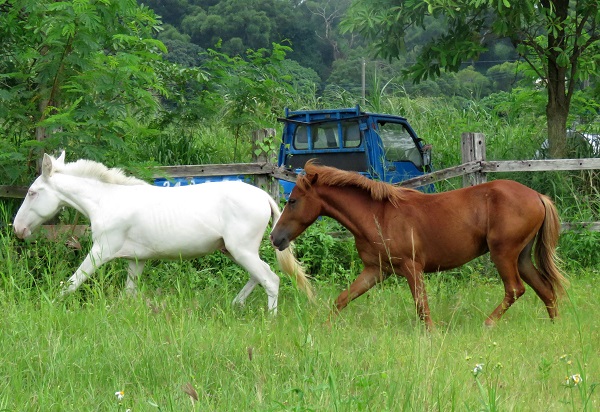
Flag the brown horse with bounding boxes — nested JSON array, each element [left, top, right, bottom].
[[270, 161, 568, 328]]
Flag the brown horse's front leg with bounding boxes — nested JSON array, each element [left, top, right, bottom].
[[401, 261, 434, 330], [330, 266, 385, 320]]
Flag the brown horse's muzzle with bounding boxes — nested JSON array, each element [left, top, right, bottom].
[[270, 231, 290, 251]]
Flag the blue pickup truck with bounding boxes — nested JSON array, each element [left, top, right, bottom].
[[154, 106, 433, 192], [277, 105, 433, 196]]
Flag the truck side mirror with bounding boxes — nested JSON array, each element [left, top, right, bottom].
[[422, 144, 433, 167]]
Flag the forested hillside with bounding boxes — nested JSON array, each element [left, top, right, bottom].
[[142, 0, 533, 98]]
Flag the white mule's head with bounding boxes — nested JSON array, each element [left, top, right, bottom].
[[13, 152, 66, 239]]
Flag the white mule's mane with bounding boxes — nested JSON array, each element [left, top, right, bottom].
[[58, 159, 148, 186]]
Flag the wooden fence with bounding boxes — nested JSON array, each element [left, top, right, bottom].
[[2, 132, 599, 230], [0, 162, 295, 199], [399, 133, 600, 231], [399, 132, 600, 189]]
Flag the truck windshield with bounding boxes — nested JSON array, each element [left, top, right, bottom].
[[377, 122, 422, 167], [293, 121, 362, 150]]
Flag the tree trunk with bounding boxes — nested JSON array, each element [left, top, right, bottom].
[[546, 101, 568, 158], [546, 59, 569, 158], [35, 95, 50, 174], [543, 0, 570, 159]]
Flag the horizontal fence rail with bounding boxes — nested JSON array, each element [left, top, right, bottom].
[[399, 158, 600, 189], [153, 163, 297, 182], [483, 158, 600, 173], [0, 185, 27, 199], [399, 161, 483, 189], [0, 163, 298, 199], [397, 132, 600, 232]]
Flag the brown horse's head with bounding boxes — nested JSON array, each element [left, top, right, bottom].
[[270, 172, 322, 251]]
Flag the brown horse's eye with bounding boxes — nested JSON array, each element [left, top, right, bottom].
[[287, 198, 296, 205]]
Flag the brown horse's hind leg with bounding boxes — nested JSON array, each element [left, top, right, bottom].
[[518, 241, 558, 319], [332, 266, 386, 317], [486, 251, 526, 327]]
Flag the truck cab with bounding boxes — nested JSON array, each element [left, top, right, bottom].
[[277, 105, 433, 196]]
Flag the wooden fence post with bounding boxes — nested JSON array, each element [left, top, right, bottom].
[[461, 132, 487, 186], [252, 128, 280, 200]]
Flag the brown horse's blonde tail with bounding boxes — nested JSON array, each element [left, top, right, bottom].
[[268, 196, 315, 303], [535, 195, 569, 297], [275, 245, 315, 303]]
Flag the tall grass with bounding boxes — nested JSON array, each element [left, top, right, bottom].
[[1, 199, 599, 410], [0, 239, 598, 410], [143, 124, 251, 166]]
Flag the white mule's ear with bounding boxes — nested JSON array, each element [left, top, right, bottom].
[[56, 150, 66, 164], [42, 153, 54, 178]]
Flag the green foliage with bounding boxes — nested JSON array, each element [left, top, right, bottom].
[[140, 0, 191, 27], [343, 0, 598, 85], [486, 61, 525, 92], [561, 230, 600, 270], [150, 41, 300, 165], [145, 127, 229, 165], [481, 88, 547, 124], [0, 0, 167, 183], [199, 43, 295, 161], [292, 218, 361, 284], [279, 59, 322, 98], [181, 1, 272, 52], [160, 38, 206, 67]]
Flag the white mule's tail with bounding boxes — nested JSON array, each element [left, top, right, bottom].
[[267, 196, 315, 302]]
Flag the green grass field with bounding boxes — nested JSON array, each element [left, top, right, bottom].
[[0, 240, 598, 411]]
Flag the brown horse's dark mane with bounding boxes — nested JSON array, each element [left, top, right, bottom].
[[298, 160, 415, 207]]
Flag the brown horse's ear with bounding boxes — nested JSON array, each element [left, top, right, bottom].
[[309, 173, 319, 185], [41, 153, 54, 178]]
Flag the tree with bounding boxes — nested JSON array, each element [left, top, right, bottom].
[[180, 0, 277, 54], [341, 0, 600, 158], [198, 43, 296, 161], [0, 0, 166, 183], [305, 0, 352, 60]]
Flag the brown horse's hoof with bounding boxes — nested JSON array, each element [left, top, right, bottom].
[[483, 319, 496, 328]]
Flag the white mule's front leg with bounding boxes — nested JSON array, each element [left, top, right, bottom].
[[60, 243, 112, 297]]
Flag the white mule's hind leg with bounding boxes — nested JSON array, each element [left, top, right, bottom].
[[126, 260, 146, 296], [223, 202, 279, 312], [232, 278, 259, 307], [228, 250, 281, 313]]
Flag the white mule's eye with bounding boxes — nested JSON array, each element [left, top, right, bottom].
[[27, 190, 36, 197]]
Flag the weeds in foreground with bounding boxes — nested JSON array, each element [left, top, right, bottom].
[[1, 199, 599, 410], [0, 251, 598, 410]]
